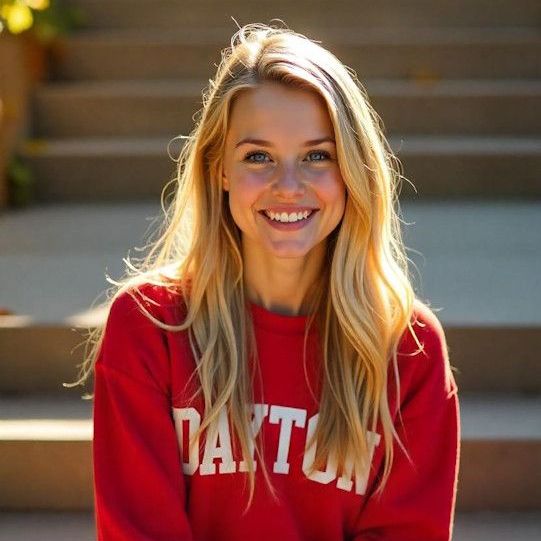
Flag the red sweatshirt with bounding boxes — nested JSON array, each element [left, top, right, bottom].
[[92, 282, 460, 541]]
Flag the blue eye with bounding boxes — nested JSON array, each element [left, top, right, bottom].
[[243, 150, 331, 163], [244, 151, 269, 163], [308, 150, 331, 161]]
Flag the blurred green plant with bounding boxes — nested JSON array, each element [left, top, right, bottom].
[[0, 0, 86, 44], [6, 152, 34, 207]]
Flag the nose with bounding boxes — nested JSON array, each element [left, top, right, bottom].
[[271, 165, 305, 198]]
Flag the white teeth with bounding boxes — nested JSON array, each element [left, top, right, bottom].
[[264, 210, 312, 223]]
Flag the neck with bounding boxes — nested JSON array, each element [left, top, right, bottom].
[[242, 239, 326, 316]]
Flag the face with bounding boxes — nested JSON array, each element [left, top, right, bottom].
[[222, 81, 347, 262]]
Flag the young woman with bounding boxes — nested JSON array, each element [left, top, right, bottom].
[[79, 23, 460, 541]]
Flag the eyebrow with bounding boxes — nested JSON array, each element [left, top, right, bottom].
[[235, 136, 336, 149]]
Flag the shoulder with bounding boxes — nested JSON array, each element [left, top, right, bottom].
[[98, 278, 189, 394], [397, 299, 447, 359], [408, 299, 447, 355], [395, 300, 457, 407], [107, 277, 188, 328]]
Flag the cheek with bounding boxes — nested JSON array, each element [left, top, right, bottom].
[[228, 171, 266, 215], [234, 165, 271, 189], [320, 173, 347, 208]]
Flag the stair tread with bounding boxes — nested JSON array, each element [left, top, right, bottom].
[[20, 135, 541, 157], [453, 510, 541, 539], [65, 26, 541, 44], [0, 510, 538, 540], [56, 28, 541, 83], [0, 511, 95, 541], [0, 393, 539, 440], [1, 200, 540, 325], [35, 78, 541, 96]]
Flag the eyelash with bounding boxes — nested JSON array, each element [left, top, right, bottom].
[[243, 150, 332, 164]]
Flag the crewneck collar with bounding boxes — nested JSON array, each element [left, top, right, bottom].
[[248, 300, 316, 335]]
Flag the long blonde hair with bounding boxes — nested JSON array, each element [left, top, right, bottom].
[[69, 22, 424, 514]]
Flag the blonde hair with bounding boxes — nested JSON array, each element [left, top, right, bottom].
[[69, 22, 424, 514]]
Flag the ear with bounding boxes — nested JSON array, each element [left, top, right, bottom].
[[222, 174, 230, 192]]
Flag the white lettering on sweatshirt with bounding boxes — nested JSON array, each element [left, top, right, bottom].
[[172, 403, 381, 495]]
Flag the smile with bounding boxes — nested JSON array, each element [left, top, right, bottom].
[[259, 209, 318, 230]]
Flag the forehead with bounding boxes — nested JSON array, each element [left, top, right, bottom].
[[226, 82, 334, 143]]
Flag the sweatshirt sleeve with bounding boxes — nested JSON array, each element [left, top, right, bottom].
[[92, 288, 195, 541], [350, 307, 460, 541]]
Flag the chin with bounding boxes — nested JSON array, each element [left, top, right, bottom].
[[265, 243, 316, 259]]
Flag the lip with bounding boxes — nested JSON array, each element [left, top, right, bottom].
[[258, 206, 319, 214], [259, 209, 318, 231]]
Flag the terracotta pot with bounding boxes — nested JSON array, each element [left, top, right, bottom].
[[0, 31, 49, 208], [21, 32, 50, 84]]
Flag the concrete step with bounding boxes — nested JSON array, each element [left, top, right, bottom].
[[18, 135, 541, 201], [0, 511, 539, 541], [67, 0, 541, 30], [51, 28, 541, 81], [0, 511, 95, 541], [32, 79, 541, 137], [0, 394, 93, 510], [0, 392, 539, 510], [21, 137, 174, 202], [1, 322, 539, 395], [0, 202, 539, 394]]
